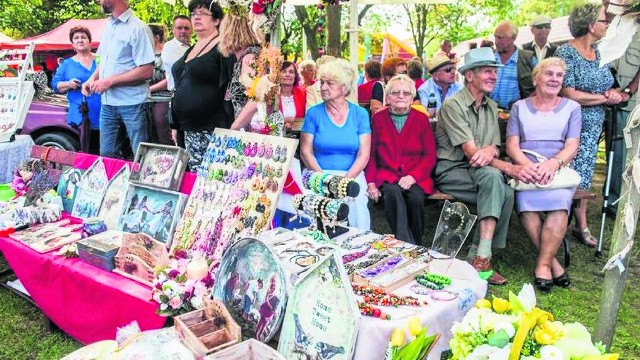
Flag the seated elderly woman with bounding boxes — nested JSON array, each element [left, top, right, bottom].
[[300, 58, 372, 230], [365, 74, 436, 244], [506, 57, 581, 292]]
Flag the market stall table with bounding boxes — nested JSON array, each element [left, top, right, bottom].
[[0, 235, 166, 344], [0, 135, 34, 182]]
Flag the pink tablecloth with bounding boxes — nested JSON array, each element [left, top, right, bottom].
[[0, 236, 167, 345]]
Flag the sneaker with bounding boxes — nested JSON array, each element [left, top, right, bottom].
[[471, 256, 508, 285]]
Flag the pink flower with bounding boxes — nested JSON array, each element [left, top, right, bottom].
[[168, 269, 180, 278], [252, 2, 265, 14], [174, 249, 188, 260], [169, 296, 183, 309]]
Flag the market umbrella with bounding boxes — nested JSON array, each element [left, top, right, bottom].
[[78, 96, 92, 153]]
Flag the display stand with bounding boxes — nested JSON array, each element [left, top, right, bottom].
[[296, 169, 361, 239], [0, 43, 35, 143], [170, 129, 298, 267]]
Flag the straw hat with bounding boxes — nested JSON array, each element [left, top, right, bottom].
[[428, 54, 454, 74]]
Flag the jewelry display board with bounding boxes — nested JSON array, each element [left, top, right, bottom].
[[171, 129, 298, 268], [430, 201, 476, 259], [72, 157, 108, 219], [129, 143, 189, 191], [98, 165, 130, 230], [116, 184, 187, 246], [212, 237, 288, 343], [278, 253, 360, 360], [0, 43, 35, 143]]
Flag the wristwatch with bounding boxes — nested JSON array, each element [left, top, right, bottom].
[[623, 87, 634, 96]]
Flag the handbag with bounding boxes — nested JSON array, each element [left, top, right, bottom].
[[507, 149, 581, 191]]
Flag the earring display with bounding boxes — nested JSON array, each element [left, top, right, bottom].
[[0, 44, 36, 143], [170, 129, 298, 269]]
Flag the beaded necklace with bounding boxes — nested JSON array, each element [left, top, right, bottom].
[[414, 273, 452, 290]]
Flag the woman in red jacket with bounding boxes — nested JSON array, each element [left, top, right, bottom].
[[365, 74, 437, 244]]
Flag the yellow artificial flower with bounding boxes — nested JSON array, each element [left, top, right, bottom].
[[492, 296, 511, 314], [476, 299, 492, 309], [534, 321, 564, 345], [407, 316, 422, 336], [390, 328, 405, 347], [509, 308, 554, 360]]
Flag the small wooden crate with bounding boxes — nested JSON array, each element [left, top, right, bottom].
[[175, 299, 241, 358], [129, 143, 189, 191]]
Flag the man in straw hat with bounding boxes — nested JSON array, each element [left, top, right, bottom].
[[434, 47, 540, 285], [522, 15, 557, 60], [417, 53, 463, 112]]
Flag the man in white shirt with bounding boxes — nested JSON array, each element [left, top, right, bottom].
[[161, 15, 192, 91]]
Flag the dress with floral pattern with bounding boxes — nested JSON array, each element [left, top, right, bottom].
[[555, 43, 614, 189]]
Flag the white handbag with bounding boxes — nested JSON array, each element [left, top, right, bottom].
[[507, 149, 581, 191]]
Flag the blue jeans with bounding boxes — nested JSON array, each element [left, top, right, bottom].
[[100, 104, 148, 158]]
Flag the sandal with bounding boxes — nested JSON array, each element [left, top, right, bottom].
[[572, 228, 597, 248]]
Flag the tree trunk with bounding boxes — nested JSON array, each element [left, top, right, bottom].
[[326, 4, 341, 57], [595, 108, 640, 348], [295, 6, 319, 60]]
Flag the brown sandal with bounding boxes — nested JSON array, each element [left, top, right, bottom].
[[572, 227, 597, 247]]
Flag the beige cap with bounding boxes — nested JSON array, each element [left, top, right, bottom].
[[530, 15, 552, 26], [428, 54, 454, 74]]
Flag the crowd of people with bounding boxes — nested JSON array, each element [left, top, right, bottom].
[[49, 0, 632, 292]]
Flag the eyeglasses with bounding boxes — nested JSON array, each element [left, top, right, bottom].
[[389, 90, 412, 97], [533, 24, 551, 29], [438, 66, 455, 74], [396, 71, 408, 75], [596, 19, 610, 24], [190, 11, 212, 17]]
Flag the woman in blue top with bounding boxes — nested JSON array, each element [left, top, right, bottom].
[[301, 58, 372, 230], [51, 26, 101, 154]]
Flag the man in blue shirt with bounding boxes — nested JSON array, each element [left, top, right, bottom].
[[490, 21, 537, 109], [83, 0, 155, 159], [417, 54, 463, 115]]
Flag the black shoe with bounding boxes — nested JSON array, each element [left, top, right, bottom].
[[534, 277, 554, 293], [553, 272, 571, 288]]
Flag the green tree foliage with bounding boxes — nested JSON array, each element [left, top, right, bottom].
[[280, 8, 303, 62]]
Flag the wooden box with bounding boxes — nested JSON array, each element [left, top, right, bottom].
[[113, 232, 168, 286], [205, 339, 286, 359], [129, 143, 189, 191], [76, 230, 124, 271], [351, 254, 413, 287], [175, 299, 241, 358], [367, 260, 429, 293]]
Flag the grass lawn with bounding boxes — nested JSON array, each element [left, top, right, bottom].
[[0, 163, 638, 359]]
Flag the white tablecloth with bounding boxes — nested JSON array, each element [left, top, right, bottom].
[[0, 135, 34, 183], [326, 230, 488, 360]]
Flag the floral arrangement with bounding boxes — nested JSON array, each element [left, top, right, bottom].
[[449, 284, 620, 360], [251, 0, 283, 33], [152, 249, 214, 317], [385, 316, 439, 360]]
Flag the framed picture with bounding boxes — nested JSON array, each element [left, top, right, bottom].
[[213, 238, 288, 343], [98, 165, 130, 230], [57, 168, 84, 213], [117, 184, 187, 246], [278, 253, 360, 360], [72, 157, 109, 219], [129, 143, 189, 191]]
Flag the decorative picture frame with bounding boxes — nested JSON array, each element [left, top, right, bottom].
[[278, 253, 360, 360], [117, 184, 187, 246], [72, 157, 109, 219], [113, 232, 169, 286], [213, 237, 288, 343], [129, 143, 189, 191], [98, 164, 130, 230], [57, 168, 84, 213]]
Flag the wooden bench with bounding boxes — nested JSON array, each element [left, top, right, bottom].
[[427, 189, 597, 268]]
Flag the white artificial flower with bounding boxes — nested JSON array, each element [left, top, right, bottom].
[[467, 344, 510, 360], [190, 296, 203, 309], [493, 322, 516, 339], [539, 345, 564, 360], [518, 284, 536, 312]]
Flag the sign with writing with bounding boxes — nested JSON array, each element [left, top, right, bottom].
[[278, 253, 360, 360]]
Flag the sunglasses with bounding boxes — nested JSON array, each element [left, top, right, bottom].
[[533, 24, 551, 29], [439, 66, 455, 73]]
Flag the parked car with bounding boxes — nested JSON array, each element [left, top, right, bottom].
[[21, 94, 80, 151]]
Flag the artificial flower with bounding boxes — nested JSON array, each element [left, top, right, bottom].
[[534, 321, 564, 345], [390, 328, 405, 347], [169, 296, 183, 309], [493, 322, 516, 339], [407, 316, 422, 336], [539, 345, 564, 360], [477, 299, 492, 309], [492, 296, 511, 314]]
